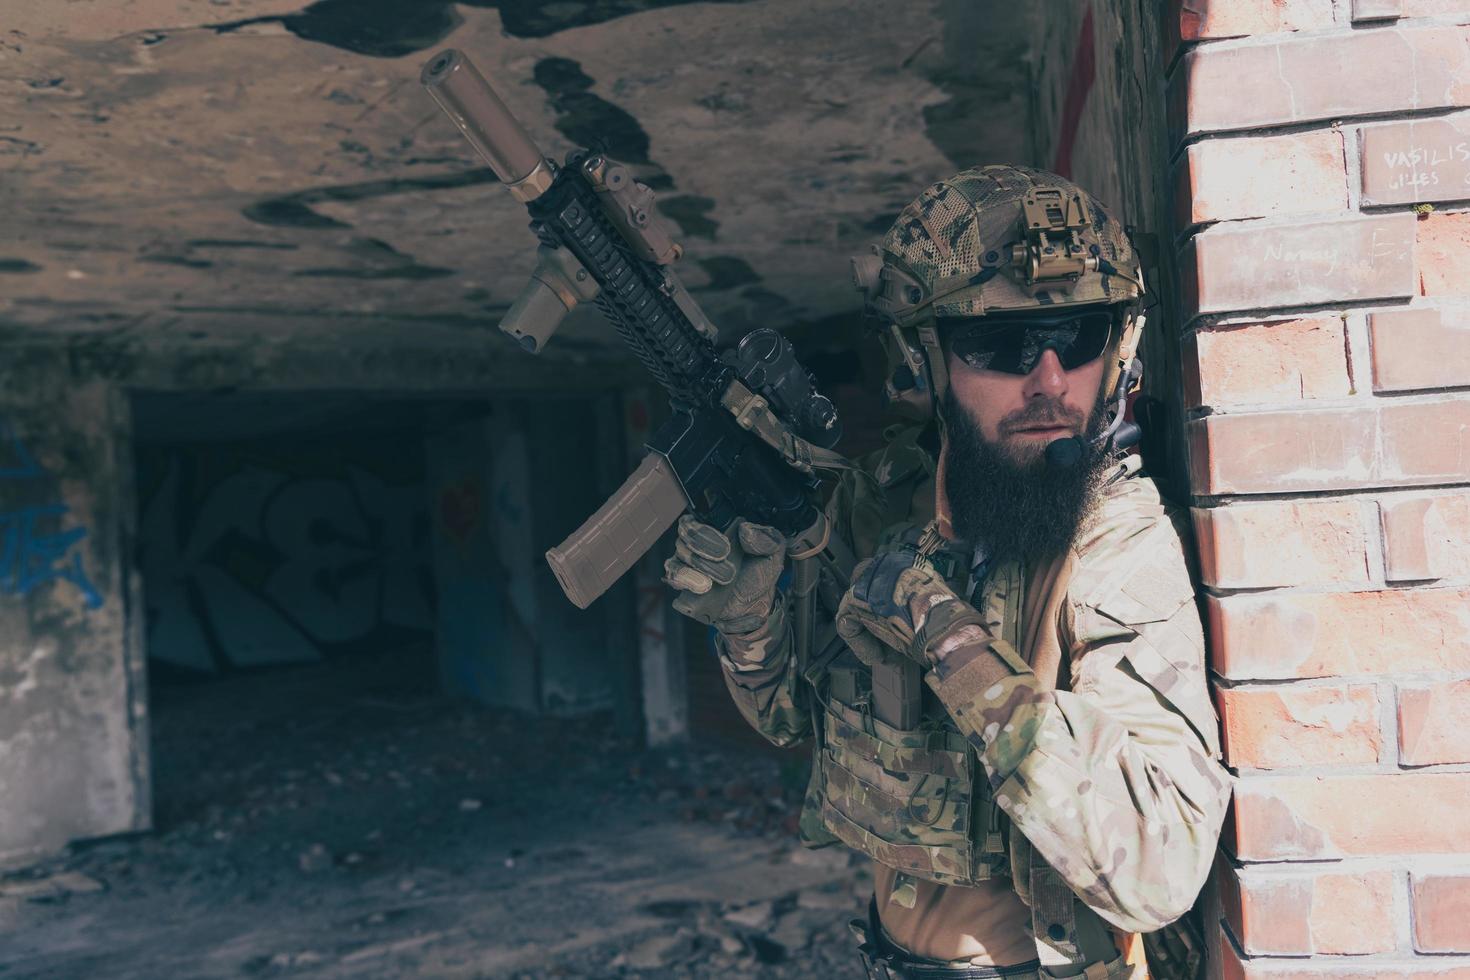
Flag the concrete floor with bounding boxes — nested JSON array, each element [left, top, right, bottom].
[[0, 649, 867, 979]]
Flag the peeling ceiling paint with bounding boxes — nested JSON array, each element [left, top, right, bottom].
[[2, 0, 1034, 368]]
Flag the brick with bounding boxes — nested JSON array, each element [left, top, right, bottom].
[[1413, 874, 1470, 952], [1208, 587, 1470, 680], [1229, 772, 1470, 859], [1399, 679, 1470, 765], [1181, 214, 1415, 317], [1184, 319, 1351, 411], [1174, 26, 1470, 138], [1370, 307, 1470, 393], [1218, 684, 1382, 768], [1302, 870, 1398, 955], [1380, 492, 1470, 581], [1173, 0, 1336, 41], [1353, 0, 1405, 19], [1220, 862, 1397, 954], [1176, 132, 1348, 227], [1360, 115, 1470, 206], [1188, 398, 1470, 495], [1417, 212, 1470, 298], [1193, 500, 1370, 588]]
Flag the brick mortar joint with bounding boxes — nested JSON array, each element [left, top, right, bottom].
[[1184, 207, 1422, 234], [1202, 575, 1470, 595], [1226, 858, 1470, 876], [1217, 678, 1470, 693], [1175, 107, 1470, 152], [1189, 390, 1470, 415], [1228, 952, 1470, 964], [1186, 390, 1470, 417], [1361, 492, 1390, 588], [1178, 116, 1470, 148], [1380, 677, 1403, 768], [1227, 761, 1470, 777], [1181, 299, 1420, 330], [1219, 677, 1397, 692], [1363, 195, 1470, 215], [1343, 310, 1370, 402], [1187, 298, 1470, 331], [1193, 481, 1470, 507], [1395, 866, 1415, 955]]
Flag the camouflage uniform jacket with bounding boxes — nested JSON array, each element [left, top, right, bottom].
[[716, 427, 1233, 974]]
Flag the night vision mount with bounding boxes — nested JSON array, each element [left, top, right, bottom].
[[1011, 187, 1100, 285]]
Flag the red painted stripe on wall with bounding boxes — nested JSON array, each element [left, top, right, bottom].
[[1053, 4, 1097, 179]]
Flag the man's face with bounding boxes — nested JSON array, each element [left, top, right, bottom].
[[946, 344, 1107, 469], [938, 309, 1117, 561]]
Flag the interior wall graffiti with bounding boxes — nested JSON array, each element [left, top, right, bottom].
[[0, 418, 103, 610], [136, 436, 434, 672]]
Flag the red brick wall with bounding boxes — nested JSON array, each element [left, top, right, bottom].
[[1170, 1, 1470, 976]]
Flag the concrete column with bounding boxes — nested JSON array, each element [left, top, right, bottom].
[[426, 408, 536, 711], [0, 374, 149, 863], [427, 397, 634, 719]]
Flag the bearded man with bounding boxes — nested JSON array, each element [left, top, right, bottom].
[[664, 166, 1232, 980]]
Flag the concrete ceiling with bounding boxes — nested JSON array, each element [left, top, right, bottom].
[[2, 0, 1035, 375]]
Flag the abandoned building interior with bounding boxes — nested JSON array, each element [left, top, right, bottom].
[[5, 0, 1470, 977]]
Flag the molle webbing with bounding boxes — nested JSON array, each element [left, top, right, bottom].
[[816, 661, 1011, 886]]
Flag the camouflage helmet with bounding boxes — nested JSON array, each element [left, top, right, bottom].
[[852, 165, 1146, 420]]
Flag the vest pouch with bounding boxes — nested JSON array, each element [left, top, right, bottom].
[[817, 687, 989, 887]]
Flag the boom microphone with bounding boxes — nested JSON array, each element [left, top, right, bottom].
[[1044, 436, 1086, 470]]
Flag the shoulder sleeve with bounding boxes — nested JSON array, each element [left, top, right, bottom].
[[718, 603, 812, 748], [1072, 504, 1221, 757]]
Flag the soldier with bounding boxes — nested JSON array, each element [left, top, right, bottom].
[[664, 166, 1233, 980]]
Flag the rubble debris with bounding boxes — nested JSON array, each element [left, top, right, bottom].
[[609, 930, 696, 970], [0, 871, 104, 901], [296, 843, 332, 874], [723, 899, 776, 930], [0, 653, 865, 977]]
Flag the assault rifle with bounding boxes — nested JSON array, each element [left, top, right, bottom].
[[420, 50, 922, 728]]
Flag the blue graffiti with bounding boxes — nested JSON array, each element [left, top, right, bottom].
[[0, 421, 102, 610], [0, 504, 103, 609]]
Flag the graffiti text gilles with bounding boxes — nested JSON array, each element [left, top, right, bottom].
[[0, 420, 103, 610]]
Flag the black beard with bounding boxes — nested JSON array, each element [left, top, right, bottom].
[[941, 387, 1110, 567]]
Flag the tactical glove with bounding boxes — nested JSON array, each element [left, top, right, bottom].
[[663, 515, 787, 635], [836, 548, 991, 668]]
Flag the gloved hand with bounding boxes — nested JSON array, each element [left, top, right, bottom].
[[662, 515, 787, 635], [836, 547, 989, 668]]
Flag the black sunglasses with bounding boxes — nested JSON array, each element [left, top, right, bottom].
[[938, 308, 1118, 376]]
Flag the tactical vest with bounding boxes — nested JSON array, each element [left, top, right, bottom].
[[802, 559, 1023, 892], [792, 424, 1007, 880], [796, 425, 1204, 979]]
